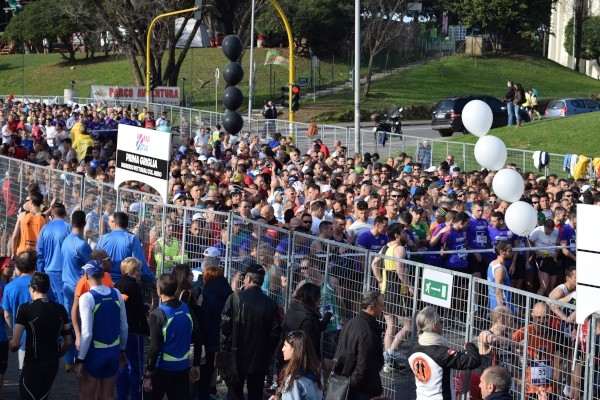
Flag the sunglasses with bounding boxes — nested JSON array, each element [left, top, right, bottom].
[[287, 330, 301, 339]]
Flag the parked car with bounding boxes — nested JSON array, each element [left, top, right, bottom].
[[431, 95, 527, 137], [544, 98, 600, 118]]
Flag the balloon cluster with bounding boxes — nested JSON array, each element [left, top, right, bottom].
[[221, 35, 245, 135], [462, 100, 537, 236]]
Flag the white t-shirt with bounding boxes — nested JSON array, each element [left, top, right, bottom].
[[45, 125, 57, 147], [529, 226, 559, 257]]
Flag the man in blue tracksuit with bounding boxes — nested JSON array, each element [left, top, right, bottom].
[[61, 210, 92, 370], [36, 203, 71, 304], [143, 273, 202, 399], [96, 211, 154, 284]]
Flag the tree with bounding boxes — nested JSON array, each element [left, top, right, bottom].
[[563, 0, 592, 71], [3, 0, 79, 62], [57, 0, 202, 86], [361, 0, 406, 96], [255, 0, 353, 56], [440, 0, 557, 51], [566, 15, 600, 68]]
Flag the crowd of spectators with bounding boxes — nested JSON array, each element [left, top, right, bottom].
[[0, 96, 596, 399]]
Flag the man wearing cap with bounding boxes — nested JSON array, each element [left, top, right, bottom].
[[75, 260, 128, 399], [221, 264, 281, 400]]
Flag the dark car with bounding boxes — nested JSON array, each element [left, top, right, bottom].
[[544, 98, 600, 118], [431, 95, 522, 137]]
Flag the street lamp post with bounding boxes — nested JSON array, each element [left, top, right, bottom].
[[353, 0, 361, 155], [146, 7, 199, 106], [269, 0, 295, 141], [180, 77, 186, 106]]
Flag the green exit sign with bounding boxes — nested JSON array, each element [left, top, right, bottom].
[[423, 279, 448, 300]]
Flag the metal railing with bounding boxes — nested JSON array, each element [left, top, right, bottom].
[[4, 95, 571, 177], [0, 154, 595, 399]]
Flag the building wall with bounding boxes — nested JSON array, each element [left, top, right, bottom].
[[548, 0, 600, 79]]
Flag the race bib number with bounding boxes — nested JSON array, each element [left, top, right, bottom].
[[476, 232, 487, 246], [530, 360, 552, 386]]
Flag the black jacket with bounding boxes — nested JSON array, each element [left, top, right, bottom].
[[333, 311, 384, 397], [282, 299, 327, 360], [486, 391, 512, 400], [115, 275, 150, 336], [220, 285, 281, 375], [503, 87, 515, 103], [408, 341, 481, 400], [200, 276, 233, 354]]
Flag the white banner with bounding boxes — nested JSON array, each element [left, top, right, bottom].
[[114, 125, 171, 204], [90, 85, 180, 105], [421, 268, 453, 308]]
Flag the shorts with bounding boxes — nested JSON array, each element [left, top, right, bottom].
[[383, 278, 410, 317], [467, 253, 487, 276], [537, 257, 559, 276], [511, 255, 527, 280], [84, 347, 120, 379]]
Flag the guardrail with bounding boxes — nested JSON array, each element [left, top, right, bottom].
[[4, 95, 571, 177], [0, 151, 595, 399]]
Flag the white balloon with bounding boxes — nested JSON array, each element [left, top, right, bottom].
[[474, 136, 507, 171], [505, 201, 538, 237], [462, 100, 493, 137], [492, 169, 524, 203]]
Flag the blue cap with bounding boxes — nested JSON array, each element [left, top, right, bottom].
[[90, 160, 99, 169], [82, 260, 104, 278], [403, 165, 412, 173]]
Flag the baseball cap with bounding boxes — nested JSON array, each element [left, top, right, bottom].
[[425, 166, 437, 173], [207, 157, 217, 164], [274, 187, 285, 195], [320, 184, 332, 193], [192, 212, 204, 221], [292, 181, 304, 192], [203, 247, 221, 258], [230, 188, 242, 195], [581, 185, 591, 192], [301, 166, 312, 174], [429, 181, 444, 190], [90, 160, 99, 169], [444, 175, 453, 182], [82, 260, 104, 278], [199, 155, 208, 161], [173, 192, 186, 202], [245, 263, 266, 275], [288, 176, 299, 184], [403, 165, 412, 173], [354, 166, 364, 174]]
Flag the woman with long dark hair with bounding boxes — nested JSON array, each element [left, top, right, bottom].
[[198, 265, 232, 400], [271, 330, 322, 400]]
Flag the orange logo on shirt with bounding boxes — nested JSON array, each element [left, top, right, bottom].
[[411, 356, 432, 383]]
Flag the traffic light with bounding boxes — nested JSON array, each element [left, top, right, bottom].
[[291, 84, 300, 112], [280, 86, 289, 107], [150, 75, 158, 91]]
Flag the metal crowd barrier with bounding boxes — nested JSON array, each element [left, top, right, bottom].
[[4, 94, 570, 177]]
